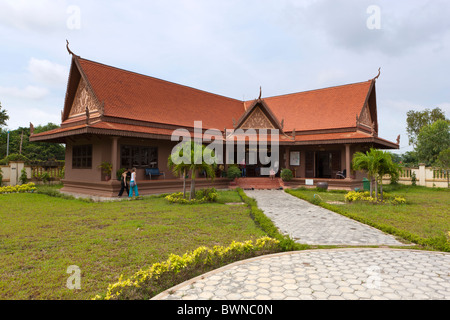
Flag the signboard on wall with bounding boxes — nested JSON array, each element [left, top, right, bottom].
[[290, 151, 300, 166]]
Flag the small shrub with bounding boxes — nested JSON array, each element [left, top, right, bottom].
[[280, 169, 293, 181], [19, 168, 28, 185], [227, 165, 242, 180], [165, 188, 218, 204], [195, 188, 218, 202], [411, 172, 417, 186], [310, 196, 322, 205]]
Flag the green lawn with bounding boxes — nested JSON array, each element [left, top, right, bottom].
[[286, 185, 450, 251], [0, 189, 266, 300]]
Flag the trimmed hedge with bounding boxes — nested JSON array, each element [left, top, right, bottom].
[[94, 237, 281, 300], [236, 188, 308, 252]]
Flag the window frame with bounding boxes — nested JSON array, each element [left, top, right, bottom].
[[120, 145, 158, 169], [72, 144, 93, 169]]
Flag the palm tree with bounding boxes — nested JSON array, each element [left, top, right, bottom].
[[188, 142, 217, 200], [353, 148, 400, 201], [376, 152, 400, 201], [353, 149, 377, 198], [168, 141, 217, 200], [168, 148, 190, 199]]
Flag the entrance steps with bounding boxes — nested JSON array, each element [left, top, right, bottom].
[[232, 177, 284, 190]]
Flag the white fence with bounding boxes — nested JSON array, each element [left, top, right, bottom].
[[382, 164, 449, 188], [0, 161, 64, 186]]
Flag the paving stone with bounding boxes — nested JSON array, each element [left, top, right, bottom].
[[244, 190, 407, 246], [153, 190, 450, 301]]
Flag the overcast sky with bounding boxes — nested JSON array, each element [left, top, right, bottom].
[[1, 0, 449, 153]]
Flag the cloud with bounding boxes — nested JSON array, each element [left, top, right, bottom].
[[0, 0, 67, 32], [5, 106, 61, 129], [28, 58, 68, 87], [0, 85, 49, 100], [283, 0, 450, 55]]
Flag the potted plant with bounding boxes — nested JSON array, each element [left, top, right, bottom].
[[98, 161, 112, 181]]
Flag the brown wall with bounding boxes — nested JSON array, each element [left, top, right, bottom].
[[65, 136, 178, 183]]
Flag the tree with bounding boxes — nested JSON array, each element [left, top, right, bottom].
[[0, 102, 8, 128], [353, 148, 399, 201], [168, 141, 217, 200], [400, 151, 419, 167], [406, 107, 448, 146], [168, 144, 191, 199], [376, 152, 401, 200], [353, 149, 378, 198], [0, 123, 65, 161], [416, 120, 450, 166], [436, 148, 450, 188]]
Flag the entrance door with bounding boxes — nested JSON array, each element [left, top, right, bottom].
[[317, 152, 332, 178], [316, 151, 341, 178]]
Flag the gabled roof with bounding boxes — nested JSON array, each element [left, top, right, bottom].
[[31, 53, 397, 149], [66, 57, 245, 130], [256, 80, 376, 132]]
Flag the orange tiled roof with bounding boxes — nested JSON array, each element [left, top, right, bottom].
[[31, 55, 396, 147], [77, 58, 245, 130], [256, 81, 374, 132], [76, 57, 374, 133]]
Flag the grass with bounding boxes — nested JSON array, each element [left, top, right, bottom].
[[2, 183, 448, 299], [0, 187, 267, 300], [286, 185, 450, 252]]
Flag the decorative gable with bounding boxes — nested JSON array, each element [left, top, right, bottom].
[[240, 106, 275, 129], [358, 104, 372, 127], [69, 78, 100, 118]]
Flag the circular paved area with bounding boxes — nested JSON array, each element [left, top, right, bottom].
[[244, 190, 406, 246], [153, 249, 450, 300]]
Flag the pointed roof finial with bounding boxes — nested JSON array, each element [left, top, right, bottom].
[[373, 67, 381, 81], [258, 86, 262, 100], [66, 40, 75, 56]]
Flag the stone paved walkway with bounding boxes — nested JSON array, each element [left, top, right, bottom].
[[153, 249, 450, 300], [152, 190, 450, 300], [244, 190, 406, 246]]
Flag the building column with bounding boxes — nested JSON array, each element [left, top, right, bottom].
[[345, 144, 351, 180], [111, 137, 119, 180], [285, 146, 290, 170]]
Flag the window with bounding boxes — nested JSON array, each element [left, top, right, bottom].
[[72, 145, 92, 169], [120, 145, 158, 169]]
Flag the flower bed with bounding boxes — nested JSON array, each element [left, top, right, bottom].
[[0, 183, 37, 194], [165, 188, 218, 204], [345, 191, 406, 205]]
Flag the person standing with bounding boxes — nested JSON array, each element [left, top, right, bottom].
[[118, 169, 130, 197], [129, 168, 139, 198]]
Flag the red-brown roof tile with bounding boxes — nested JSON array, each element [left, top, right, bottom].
[[77, 58, 245, 130], [257, 81, 373, 132]]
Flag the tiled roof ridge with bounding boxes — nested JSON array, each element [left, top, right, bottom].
[[77, 56, 245, 105], [254, 80, 373, 102]]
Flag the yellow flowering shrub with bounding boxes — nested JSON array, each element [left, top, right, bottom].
[[94, 237, 280, 300], [0, 183, 37, 194], [165, 188, 219, 204], [345, 191, 406, 205]]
